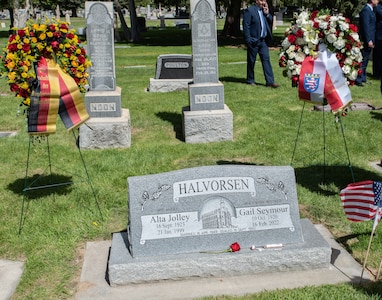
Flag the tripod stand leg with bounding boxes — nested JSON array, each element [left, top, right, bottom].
[[72, 130, 103, 221], [19, 137, 32, 234], [338, 116, 355, 183], [291, 102, 306, 166]]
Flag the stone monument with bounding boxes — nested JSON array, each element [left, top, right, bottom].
[[182, 0, 233, 143], [79, 1, 131, 149], [148, 54, 193, 92], [108, 165, 331, 285]]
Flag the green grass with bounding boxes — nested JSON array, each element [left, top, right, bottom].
[[1, 18, 382, 299]]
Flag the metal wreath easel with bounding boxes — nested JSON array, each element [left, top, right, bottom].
[[19, 130, 103, 234], [290, 101, 355, 183]]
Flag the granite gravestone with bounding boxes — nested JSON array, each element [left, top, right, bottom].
[[108, 165, 331, 285], [86, 2, 116, 91], [79, 1, 131, 149], [155, 54, 193, 79], [148, 54, 193, 92], [182, 0, 233, 143]]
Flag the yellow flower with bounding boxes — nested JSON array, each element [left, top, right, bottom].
[[75, 48, 81, 55], [21, 72, 28, 78], [23, 98, 30, 106], [31, 37, 37, 43], [23, 38, 30, 44], [20, 81, 29, 89], [6, 61, 15, 69], [39, 33, 46, 40], [8, 72, 16, 81], [37, 42, 46, 51], [47, 31, 53, 38], [71, 60, 79, 67]]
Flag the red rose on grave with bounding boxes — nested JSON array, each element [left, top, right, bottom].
[[230, 242, 241, 252]]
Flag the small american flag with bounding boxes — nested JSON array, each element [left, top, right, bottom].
[[340, 180, 382, 223]]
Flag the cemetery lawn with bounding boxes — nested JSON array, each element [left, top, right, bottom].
[[1, 19, 382, 299]]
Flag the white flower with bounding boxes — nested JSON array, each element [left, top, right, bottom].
[[349, 70, 358, 81], [326, 33, 337, 44], [339, 22, 349, 31], [342, 65, 351, 74], [295, 51, 306, 62], [333, 38, 345, 50], [281, 38, 291, 49]]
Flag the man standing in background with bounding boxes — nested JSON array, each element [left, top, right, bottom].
[[242, 0, 279, 88], [373, 1, 382, 79], [356, 0, 378, 87]]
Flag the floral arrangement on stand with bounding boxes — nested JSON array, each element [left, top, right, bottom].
[[279, 9, 363, 87], [0, 18, 91, 108]]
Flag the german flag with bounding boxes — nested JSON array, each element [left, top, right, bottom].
[[27, 57, 89, 135]]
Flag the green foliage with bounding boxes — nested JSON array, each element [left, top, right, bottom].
[[1, 18, 382, 299]]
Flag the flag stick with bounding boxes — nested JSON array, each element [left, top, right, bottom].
[[360, 227, 376, 283], [376, 257, 382, 281]]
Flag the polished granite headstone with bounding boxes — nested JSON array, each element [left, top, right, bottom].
[[148, 54, 193, 92], [108, 165, 331, 285], [155, 54, 193, 80]]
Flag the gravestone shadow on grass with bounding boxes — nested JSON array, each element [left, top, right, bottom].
[[155, 111, 184, 141]]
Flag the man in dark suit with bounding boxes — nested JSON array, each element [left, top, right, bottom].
[[356, 0, 378, 86], [242, 0, 279, 88], [373, 1, 382, 79]]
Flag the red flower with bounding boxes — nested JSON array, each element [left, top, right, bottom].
[[48, 24, 56, 32], [78, 55, 86, 64], [10, 83, 19, 92], [296, 29, 304, 38], [66, 32, 74, 39], [288, 34, 296, 43], [349, 24, 358, 32], [229, 242, 241, 252], [51, 41, 60, 51], [59, 23, 69, 31], [22, 43, 31, 52], [53, 31, 62, 39], [17, 29, 25, 38], [310, 10, 318, 19], [7, 43, 17, 52]]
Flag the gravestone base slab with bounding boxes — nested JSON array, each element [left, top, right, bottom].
[[85, 87, 122, 118], [79, 108, 131, 149], [148, 78, 192, 92], [108, 218, 331, 286], [182, 104, 233, 143]]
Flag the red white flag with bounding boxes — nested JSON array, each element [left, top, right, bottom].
[[299, 44, 352, 113], [340, 180, 382, 223]]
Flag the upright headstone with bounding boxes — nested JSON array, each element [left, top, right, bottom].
[[183, 0, 233, 143], [108, 165, 331, 285], [79, 1, 131, 149], [148, 54, 193, 92]]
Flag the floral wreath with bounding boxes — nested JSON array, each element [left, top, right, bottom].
[[0, 18, 91, 107], [279, 10, 362, 87]]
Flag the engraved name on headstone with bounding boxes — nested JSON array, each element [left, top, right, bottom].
[[86, 2, 116, 91], [127, 165, 304, 257], [155, 54, 193, 79]]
